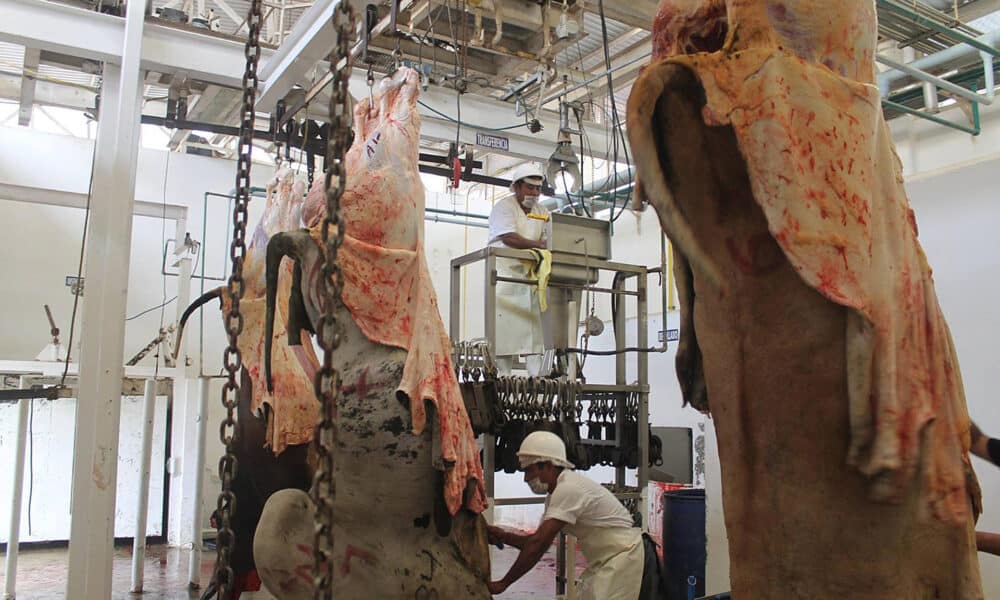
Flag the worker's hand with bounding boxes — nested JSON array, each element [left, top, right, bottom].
[[488, 580, 509, 595], [486, 524, 506, 547]]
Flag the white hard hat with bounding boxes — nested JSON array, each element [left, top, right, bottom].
[[517, 431, 575, 469], [508, 162, 545, 192]]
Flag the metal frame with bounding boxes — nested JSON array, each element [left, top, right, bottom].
[[0, 368, 174, 599], [449, 245, 651, 594]]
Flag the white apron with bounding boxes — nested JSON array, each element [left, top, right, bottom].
[[573, 525, 644, 600], [492, 210, 546, 358]]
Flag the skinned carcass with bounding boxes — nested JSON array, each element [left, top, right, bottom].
[[256, 67, 490, 598], [627, 1, 982, 598], [176, 67, 490, 598], [175, 166, 313, 599]]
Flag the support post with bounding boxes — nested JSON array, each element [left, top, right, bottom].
[[188, 376, 210, 589], [65, 0, 147, 596], [483, 252, 497, 510], [3, 380, 30, 600], [130, 379, 158, 593], [615, 274, 627, 487], [637, 270, 649, 525]]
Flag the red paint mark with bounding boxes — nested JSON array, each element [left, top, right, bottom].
[[289, 545, 314, 587], [340, 545, 377, 576], [341, 367, 371, 398]]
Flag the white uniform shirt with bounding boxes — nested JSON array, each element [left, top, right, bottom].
[[487, 196, 550, 248], [542, 470, 643, 600], [542, 470, 634, 537], [486, 196, 550, 359]]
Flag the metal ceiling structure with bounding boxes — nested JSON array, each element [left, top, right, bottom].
[[0, 0, 998, 176]]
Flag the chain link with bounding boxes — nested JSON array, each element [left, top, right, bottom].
[[313, 3, 356, 598], [214, 0, 262, 596]]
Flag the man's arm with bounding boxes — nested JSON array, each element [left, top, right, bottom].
[[496, 232, 545, 250], [488, 518, 566, 594], [977, 531, 1000, 556], [487, 525, 531, 550], [970, 421, 1000, 466]]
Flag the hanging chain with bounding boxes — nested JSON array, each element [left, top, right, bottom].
[[313, 2, 356, 598], [215, 0, 263, 597]]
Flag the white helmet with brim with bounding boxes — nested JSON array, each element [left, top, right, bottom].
[[517, 430, 575, 469], [508, 162, 546, 192]]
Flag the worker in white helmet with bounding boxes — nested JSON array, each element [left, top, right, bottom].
[[487, 163, 552, 373], [487, 431, 660, 599]]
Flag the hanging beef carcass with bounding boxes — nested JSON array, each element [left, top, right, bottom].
[[176, 68, 490, 599], [627, 0, 983, 597], [175, 166, 313, 599], [183, 67, 489, 599]]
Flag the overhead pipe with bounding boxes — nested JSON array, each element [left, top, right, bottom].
[[983, 51, 996, 100], [425, 206, 490, 220], [542, 52, 653, 105], [878, 28, 1000, 89], [426, 214, 489, 228], [877, 55, 993, 105]]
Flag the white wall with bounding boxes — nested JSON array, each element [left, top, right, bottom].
[[0, 125, 274, 543], [905, 156, 1000, 596]]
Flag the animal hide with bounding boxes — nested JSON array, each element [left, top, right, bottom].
[[300, 68, 487, 516], [628, 0, 982, 597]]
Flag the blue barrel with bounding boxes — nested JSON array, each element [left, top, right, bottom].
[[662, 488, 706, 600]]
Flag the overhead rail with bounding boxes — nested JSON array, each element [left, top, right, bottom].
[[872, 1, 997, 134], [882, 98, 981, 135], [876, 0, 992, 55], [876, 54, 993, 104], [878, 29, 1000, 91]]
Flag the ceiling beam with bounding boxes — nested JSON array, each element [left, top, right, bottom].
[[18, 48, 41, 126], [588, 0, 658, 30], [959, 0, 1000, 22], [0, 0, 275, 89], [257, 0, 415, 111], [0, 182, 188, 222], [369, 36, 501, 76], [560, 37, 651, 104], [0, 73, 96, 111]]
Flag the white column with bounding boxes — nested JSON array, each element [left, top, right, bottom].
[[188, 376, 211, 589], [65, 0, 147, 596], [166, 229, 195, 548], [130, 379, 158, 593], [3, 387, 30, 600]]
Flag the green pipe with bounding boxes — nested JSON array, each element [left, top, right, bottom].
[[974, 93, 982, 132], [882, 99, 981, 135], [877, 0, 1000, 58]]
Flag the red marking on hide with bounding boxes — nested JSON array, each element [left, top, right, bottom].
[[291, 545, 314, 587], [340, 368, 371, 397], [341, 545, 377, 576]]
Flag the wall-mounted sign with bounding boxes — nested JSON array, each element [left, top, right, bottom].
[[658, 329, 680, 343], [476, 132, 509, 152]]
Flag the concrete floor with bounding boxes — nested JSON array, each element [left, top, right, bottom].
[[0, 543, 576, 599]]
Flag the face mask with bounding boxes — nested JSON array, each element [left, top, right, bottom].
[[527, 477, 549, 495]]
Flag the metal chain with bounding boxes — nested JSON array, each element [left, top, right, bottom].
[[215, 0, 263, 596], [313, 2, 356, 598]]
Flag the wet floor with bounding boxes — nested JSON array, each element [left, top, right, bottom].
[[0, 542, 580, 599]]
